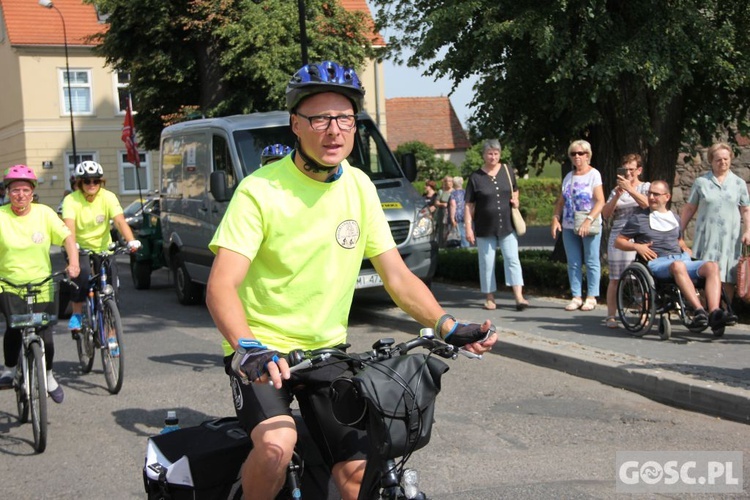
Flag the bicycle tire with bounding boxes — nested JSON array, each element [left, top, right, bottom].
[[29, 342, 48, 453], [76, 300, 96, 373], [15, 346, 29, 424], [100, 298, 124, 394]]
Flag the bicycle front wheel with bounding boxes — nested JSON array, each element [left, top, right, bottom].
[[15, 346, 29, 423], [29, 342, 48, 453], [76, 303, 96, 373], [100, 298, 124, 394]]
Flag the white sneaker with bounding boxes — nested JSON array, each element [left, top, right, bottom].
[[47, 371, 64, 404]]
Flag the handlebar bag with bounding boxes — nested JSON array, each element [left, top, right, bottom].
[[331, 354, 449, 459]]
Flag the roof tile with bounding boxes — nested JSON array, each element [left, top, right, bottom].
[[1, 0, 105, 46], [385, 96, 471, 151]]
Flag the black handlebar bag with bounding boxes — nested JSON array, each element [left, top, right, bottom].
[[331, 354, 449, 460]]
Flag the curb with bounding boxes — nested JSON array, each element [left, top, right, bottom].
[[365, 306, 750, 425], [495, 330, 750, 425]]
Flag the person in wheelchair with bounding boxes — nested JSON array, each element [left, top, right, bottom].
[[615, 180, 726, 331]]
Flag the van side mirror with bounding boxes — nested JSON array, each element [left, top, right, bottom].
[[210, 171, 233, 202], [400, 153, 417, 183]]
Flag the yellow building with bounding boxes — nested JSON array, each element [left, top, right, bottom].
[[0, 0, 386, 207]]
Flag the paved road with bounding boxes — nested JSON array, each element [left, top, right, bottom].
[[0, 259, 747, 499]]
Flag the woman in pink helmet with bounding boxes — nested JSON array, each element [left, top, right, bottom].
[[0, 165, 80, 403]]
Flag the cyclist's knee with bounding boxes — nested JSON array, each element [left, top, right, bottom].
[[332, 459, 366, 500], [249, 416, 296, 471]]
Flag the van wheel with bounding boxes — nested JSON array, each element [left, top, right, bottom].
[[130, 256, 152, 290], [174, 257, 203, 305]]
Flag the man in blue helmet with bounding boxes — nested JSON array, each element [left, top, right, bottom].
[[206, 61, 496, 499], [260, 143, 293, 166]]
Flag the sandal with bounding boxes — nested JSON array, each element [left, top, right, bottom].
[[605, 316, 619, 329], [564, 297, 583, 311], [483, 299, 496, 310], [580, 297, 597, 311]]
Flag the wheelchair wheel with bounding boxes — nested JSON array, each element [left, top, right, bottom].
[[658, 315, 671, 340], [617, 263, 656, 336]]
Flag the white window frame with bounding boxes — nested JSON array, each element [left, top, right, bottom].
[[118, 151, 152, 195], [113, 71, 131, 115], [58, 68, 93, 116]]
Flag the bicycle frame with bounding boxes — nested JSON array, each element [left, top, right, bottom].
[[84, 253, 117, 348]]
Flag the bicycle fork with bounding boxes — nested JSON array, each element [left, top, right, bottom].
[[20, 331, 47, 397]]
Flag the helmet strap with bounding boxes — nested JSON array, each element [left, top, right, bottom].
[[294, 141, 339, 174]]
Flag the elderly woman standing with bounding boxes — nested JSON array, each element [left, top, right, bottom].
[[449, 176, 469, 248], [550, 140, 606, 311], [680, 142, 750, 308], [434, 176, 454, 247], [465, 139, 529, 310], [601, 154, 650, 328]]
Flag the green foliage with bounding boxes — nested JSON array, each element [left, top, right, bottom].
[[394, 141, 458, 181], [371, 0, 750, 191], [90, 0, 374, 150], [517, 178, 560, 225], [436, 248, 573, 296]]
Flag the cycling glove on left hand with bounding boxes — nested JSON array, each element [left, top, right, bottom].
[[230, 339, 280, 383]]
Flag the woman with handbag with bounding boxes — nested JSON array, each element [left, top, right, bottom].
[[601, 154, 650, 328], [680, 142, 750, 311], [465, 139, 529, 311], [550, 140, 605, 312]]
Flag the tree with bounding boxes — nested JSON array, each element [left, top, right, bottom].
[[394, 141, 457, 181], [370, 0, 750, 189], [90, 0, 374, 150]]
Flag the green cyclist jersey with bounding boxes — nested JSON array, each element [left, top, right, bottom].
[[210, 156, 395, 355], [0, 204, 71, 298], [61, 189, 124, 252]]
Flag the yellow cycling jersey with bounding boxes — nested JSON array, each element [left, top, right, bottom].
[[61, 189, 124, 252]]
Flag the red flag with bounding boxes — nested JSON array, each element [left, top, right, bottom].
[[121, 97, 140, 167]]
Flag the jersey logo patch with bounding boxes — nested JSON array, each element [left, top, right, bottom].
[[96, 215, 106, 225], [336, 220, 360, 249], [32, 232, 44, 244]]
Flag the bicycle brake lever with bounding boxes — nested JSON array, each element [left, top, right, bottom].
[[457, 349, 483, 360]]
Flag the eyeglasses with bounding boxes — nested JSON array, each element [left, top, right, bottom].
[[296, 112, 356, 131], [569, 151, 588, 157], [83, 179, 101, 185], [647, 191, 668, 197]]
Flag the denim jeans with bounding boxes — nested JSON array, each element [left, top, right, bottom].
[[561, 228, 601, 298], [457, 224, 470, 248], [647, 252, 705, 280], [477, 233, 524, 294]]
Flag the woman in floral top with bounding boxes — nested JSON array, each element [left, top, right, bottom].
[[550, 140, 606, 312]]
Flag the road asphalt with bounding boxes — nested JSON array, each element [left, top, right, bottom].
[[363, 281, 750, 425]]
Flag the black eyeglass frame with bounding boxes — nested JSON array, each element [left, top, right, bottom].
[[296, 112, 357, 131]]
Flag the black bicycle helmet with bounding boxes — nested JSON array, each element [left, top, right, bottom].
[[286, 61, 365, 114]]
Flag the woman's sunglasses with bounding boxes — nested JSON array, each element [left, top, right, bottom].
[[83, 179, 101, 185]]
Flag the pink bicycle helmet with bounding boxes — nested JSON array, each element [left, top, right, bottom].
[[4, 165, 38, 188]]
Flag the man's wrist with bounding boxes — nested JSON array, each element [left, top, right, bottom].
[[434, 314, 456, 340]]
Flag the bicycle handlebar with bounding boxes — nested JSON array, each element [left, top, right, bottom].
[[286, 328, 484, 375], [0, 270, 69, 291], [79, 244, 131, 258]]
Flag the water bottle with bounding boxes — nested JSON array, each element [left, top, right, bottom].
[[160, 411, 180, 434], [107, 336, 120, 357]]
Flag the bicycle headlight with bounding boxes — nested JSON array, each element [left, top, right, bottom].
[[102, 284, 115, 296]]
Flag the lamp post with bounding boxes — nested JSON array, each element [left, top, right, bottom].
[[297, 0, 308, 66], [39, 0, 77, 178]]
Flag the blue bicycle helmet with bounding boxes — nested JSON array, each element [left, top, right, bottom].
[[286, 61, 365, 113], [260, 144, 292, 166]]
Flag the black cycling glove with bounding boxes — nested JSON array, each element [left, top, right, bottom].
[[231, 339, 280, 383], [444, 321, 494, 347]]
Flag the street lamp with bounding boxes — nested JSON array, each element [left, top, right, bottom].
[[39, 0, 77, 179], [253, 0, 308, 65]]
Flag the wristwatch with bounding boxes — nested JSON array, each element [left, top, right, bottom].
[[586, 215, 594, 222]]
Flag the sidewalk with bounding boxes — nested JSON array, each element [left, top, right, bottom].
[[365, 282, 750, 424]]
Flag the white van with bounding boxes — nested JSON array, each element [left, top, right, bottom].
[[156, 111, 436, 304]]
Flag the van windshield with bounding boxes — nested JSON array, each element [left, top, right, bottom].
[[232, 116, 405, 181]]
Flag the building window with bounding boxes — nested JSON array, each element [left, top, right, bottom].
[[119, 151, 151, 194], [65, 151, 97, 188], [115, 71, 132, 114], [59, 69, 93, 115]]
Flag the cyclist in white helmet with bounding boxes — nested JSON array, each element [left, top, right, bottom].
[[61, 161, 141, 335]]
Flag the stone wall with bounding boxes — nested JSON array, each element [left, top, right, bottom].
[[670, 145, 750, 243]]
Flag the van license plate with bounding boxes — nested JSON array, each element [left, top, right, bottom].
[[356, 273, 383, 289]]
